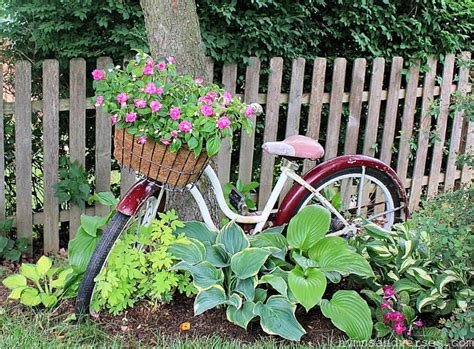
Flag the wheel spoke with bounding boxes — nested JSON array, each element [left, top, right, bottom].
[[356, 166, 366, 216]]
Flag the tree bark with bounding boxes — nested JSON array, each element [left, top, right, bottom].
[[140, 0, 219, 223]]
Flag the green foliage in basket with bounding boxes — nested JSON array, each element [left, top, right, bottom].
[[92, 51, 253, 157]]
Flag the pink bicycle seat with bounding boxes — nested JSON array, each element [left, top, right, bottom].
[[262, 135, 325, 160]]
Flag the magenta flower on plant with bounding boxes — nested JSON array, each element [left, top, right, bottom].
[[201, 105, 214, 116], [414, 320, 423, 327], [157, 61, 166, 71], [223, 91, 232, 106], [198, 96, 213, 105], [179, 120, 192, 133], [156, 86, 163, 96], [167, 56, 175, 64], [170, 107, 181, 120], [171, 130, 179, 138], [143, 65, 154, 75], [145, 82, 157, 94], [137, 135, 147, 144], [134, 99, 147, 109], [383, 285, 395, 298], [216, 116, 231, 130], [381, 301, 392, 310], [160, 138, 171, 145], [92, 69, 106, 81], [116, 92, 130, 106], [150, 100, 163, 112], [111, 115, 118, 125], [125, 112, 137, 123], [195, 77, 204, 85], [95, 95, 104, 107], [245, 105, 253, 118], [393, 322, 406, 335]]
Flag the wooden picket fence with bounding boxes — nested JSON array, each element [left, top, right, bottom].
[[0, 52, 472, 253]]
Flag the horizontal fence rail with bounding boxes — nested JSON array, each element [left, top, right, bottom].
[[1, 53, 472, 252]]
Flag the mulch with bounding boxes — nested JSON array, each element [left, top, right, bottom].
[[0, 260, 345, 346]]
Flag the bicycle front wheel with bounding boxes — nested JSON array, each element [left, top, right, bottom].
[[293, 166, 403, 231], [75, 195, 161, 316]]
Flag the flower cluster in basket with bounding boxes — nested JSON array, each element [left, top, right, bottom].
[[92, 51, 253, 157]]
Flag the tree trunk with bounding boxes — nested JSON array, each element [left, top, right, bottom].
[[140, 0, 219, 223]]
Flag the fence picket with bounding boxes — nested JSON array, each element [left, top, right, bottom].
[[69, 58, 87, 238], [0, 64, 4, 220], [238, 57, 261, 184], [380, 57, 404, 165], [460, 121, 473, 185], [427, 54, 455, 197], [363, 58, 385, 156], [444, 52, 471, 190], [280, 58, 306, 202], [15, 61, 33, 250], [42, 60, 60, 253], [95, 57, 113, 216], [324, 58, 347, 160], [258, 58, 283, 209], [217, 64, 238, 185], [303, 58, 327, 173], [344, 58, 367, 155], [396, 62, 421, 184], [205, 57, 214, 83], [409, 57, 438, 211]]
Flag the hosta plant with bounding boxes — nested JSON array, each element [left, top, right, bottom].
[[353, 223, 472, 318], [2, 256, 76, 308], [170, 205, 375, 341], [92, 51, 252, 157], [92, 211, 196, 315]]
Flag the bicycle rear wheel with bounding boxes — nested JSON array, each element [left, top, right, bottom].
[[293, 166, 403, 232], [75, 194, 162, 316]]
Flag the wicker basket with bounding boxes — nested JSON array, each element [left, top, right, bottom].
[[114, 128, 209, 188]]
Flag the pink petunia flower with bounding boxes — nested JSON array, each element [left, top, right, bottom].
[[169, 107, 181, 120], [383, 285, 395, 298], [167, 56, 175, 64], [245, 105, 253, 118], [160, 138, 171, 145], [156, 86, 163, 96], [143, 65, 154, 75], [179, 120, 192, 133], [198, 96, 214, 105], [111, 115, 118, 125], [134, 98, 147, 109], [137, 135, 147, 144], [146, 58, 154, 67], [157, 61, 166, 71], [116, 92, 130, 106], [95, 95, 104, 107], [145, 82, 157, 94], [414, 320, 423, 327], [171, 130, 179, 138], [195, 77, 204, 85], [223, 91, 232, 106], [150, 100, 162, 112], [92, 69, 106, 80], [207, 91, 217, 100], [216, 116, 231, 130], [393, 322, 406, 335], [125, 112, 137, 123], [201, 104, 214, 116]]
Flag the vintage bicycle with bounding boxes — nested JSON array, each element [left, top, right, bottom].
[[75, 103, 408, 314]]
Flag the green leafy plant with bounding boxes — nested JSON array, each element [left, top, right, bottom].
[[54, 157, 91, 209], [223, 180, 259, 211], [92, 210, 196, 315], [353, 222, 472, 331], [170, 205, 374, 341], [440, 305, 474, 341], [93, 51, 252, 157], [2, 256, 76, 308], [68, 192, 118, 275], [0, 219, 29, 262]]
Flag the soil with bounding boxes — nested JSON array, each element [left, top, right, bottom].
[[0, 260, 345, 346]]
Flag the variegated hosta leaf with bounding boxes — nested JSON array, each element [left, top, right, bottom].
[[320, 290, 373, 340], [230, 247, 271, 279], [394, 278, 424, 294], [398, 239, 413, 259], [235, 276, 258, 301], [308, 237, 374, 278], [416, 289, 441, 312], [364, 223, 392, 240], [253, 296, 306, 341], [194, 285, 227, 315], [172, 261, 223, 289], [288, 266, 326, 311], [226, 301, 256, 329], [250, 229, 288, 260], [365, 241, 392, 262], [407, 267, 435, 288], [168, 238, 206, 265], [174, 221, 217, 244], [204, 243, 229, 267], [226, 293, 242, 309], [399, 257, 416, 273], [216, 222, 249, 256], [287, 205, 331, 251], [435, 271, 462, 297], [258, 274, 288, 296]]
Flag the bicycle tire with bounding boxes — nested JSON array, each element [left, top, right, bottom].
[[292, 166, 403, 227], [75, 212, 130, 316]]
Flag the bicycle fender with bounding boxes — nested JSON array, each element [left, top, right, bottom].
[[274, 155, 409, 226], [116, 179, 161, 216]]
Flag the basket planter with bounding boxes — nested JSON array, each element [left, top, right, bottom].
[[114, 128, 209, 188]]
